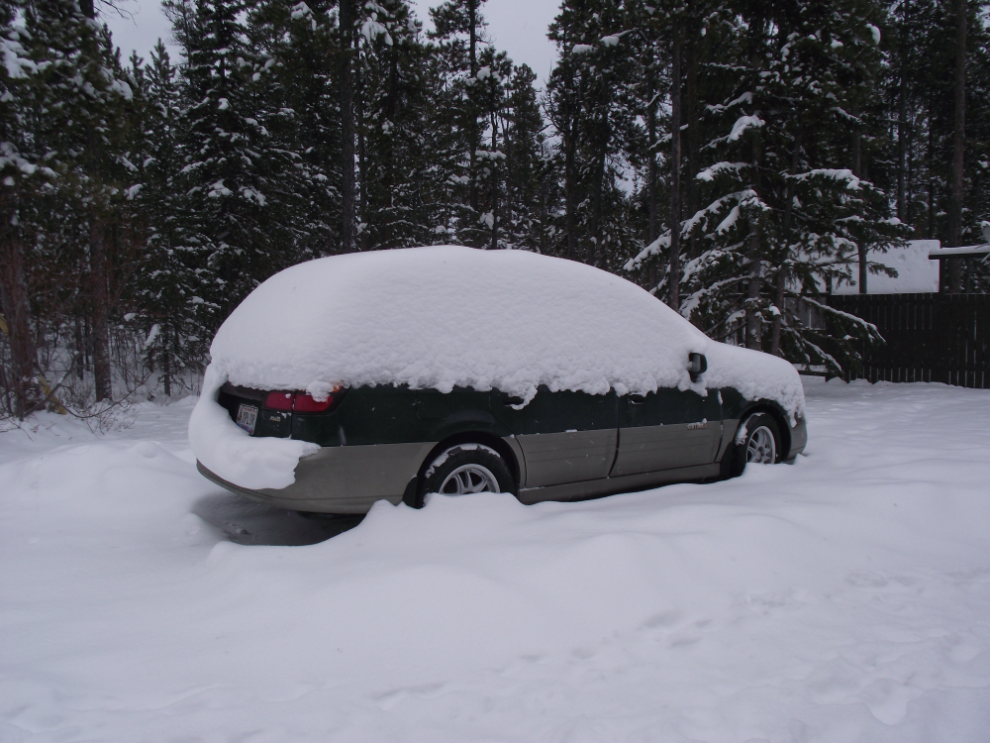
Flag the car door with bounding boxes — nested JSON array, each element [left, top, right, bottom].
[[610, 387, 722, 477], [490, 387, 618, 488]]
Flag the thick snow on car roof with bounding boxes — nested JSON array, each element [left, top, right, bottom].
[[210, 245, 803, 413], [211, 245, 714, 400]]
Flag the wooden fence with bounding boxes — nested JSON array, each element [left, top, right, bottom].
[[825, 293, 990, 389]]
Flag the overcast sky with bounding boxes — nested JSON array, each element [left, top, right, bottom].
[[104, 0, 561, 88]]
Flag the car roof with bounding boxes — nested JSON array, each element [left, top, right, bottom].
[[209, 246, 710, 402]]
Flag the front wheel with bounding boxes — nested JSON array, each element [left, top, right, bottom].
[[420, 444, 514, 501], [730, 412, 782, 476]]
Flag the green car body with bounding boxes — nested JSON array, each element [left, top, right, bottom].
[[198, 378, 808, 514]]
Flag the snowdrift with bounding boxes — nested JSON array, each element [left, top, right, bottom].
[[3, 380, 990, 741]]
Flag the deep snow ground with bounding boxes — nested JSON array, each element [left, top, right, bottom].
[[1, 379, 989, 742]]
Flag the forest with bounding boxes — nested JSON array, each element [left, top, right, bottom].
[[1, 0, 988, 419]]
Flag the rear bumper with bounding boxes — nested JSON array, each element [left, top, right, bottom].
[[196, 440, 436, 514]]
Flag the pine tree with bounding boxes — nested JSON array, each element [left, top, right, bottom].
[[608, 0, 715, 300], [427, 0, 491, 247], [627, 0, 908, 374], [17, 0, 136, 402], [172, 0, 285, 324], [244, 0, 336, 261], [131, 41, 213, 396], [546, 0, 640, 269], [353, 0, 441, 249], [880, 0, 990, 291], [0, 0, 44, 417], [500, 63, 554, 252], [471, 45, 511, 249]]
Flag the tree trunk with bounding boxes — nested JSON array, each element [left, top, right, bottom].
[[490, 107, 499, 250], [668, 34, 682, 311], [90, 221, 112, 402], [74, 317, 84, 380], [162, 324, 172, 397], [684, 30, 699, 259], [356, 61, 368, 251], [646, 72, 657, 245], [896, 1, 910, 222], [948, 0, 967, 292], [79, 0, 111, 401], [857, 242, 868, 296], [84, 313, 91, 373], [338, 0, 356, 253], [746, 219, 762, 350], [467, 0, 479, 218], [927, 94, 936, 241], [770, 272, 785, 357], [564, 104, 577, 259], [0, 236, 40, 419], [772, 134, 800, 356], [907, 119, 915, 233], [852, 108, 867, 295], [382, 49, 400, 246], [589, 138, 605, 264], [646, 76, 658, 292], [745, 76, 763, 351]]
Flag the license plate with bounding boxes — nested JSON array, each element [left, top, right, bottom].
[[235, 403, 258, 435]]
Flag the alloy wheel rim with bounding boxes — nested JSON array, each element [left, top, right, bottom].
[[746, 426, 777, 464], [439, 463, 501, 494]]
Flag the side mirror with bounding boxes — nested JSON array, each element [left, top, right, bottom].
[[688, 352, 707, 382]]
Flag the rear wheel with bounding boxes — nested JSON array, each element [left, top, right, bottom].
[[421, 444, 514, 500], [730, 412, 782, 476]]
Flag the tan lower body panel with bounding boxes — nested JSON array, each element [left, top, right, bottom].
[[516, 462, 722, 505], [198, 422, 747, 515], [515, 429, 618, 487], [197, 441, 436, 514], [610, 423, 722, 476]]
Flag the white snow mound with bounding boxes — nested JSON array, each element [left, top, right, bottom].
[[189, 365, 318, 490], [191, 246, 804, 489]]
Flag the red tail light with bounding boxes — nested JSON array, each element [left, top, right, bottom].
[[293, 393, 334, 413], [265, 391, 294, 410], [263, 388, 342, 413]]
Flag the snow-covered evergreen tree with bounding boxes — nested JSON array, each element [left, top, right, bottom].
[[171, 0, 285, 322], [16, 0, 136, 401], [244, 0, 338, 261], [628, 0, 908, 374], [879, 0, 990, 290], [426, 0, 491, 247], [353, 0, 443, 249], [130, 41, 213, 395], [0, 0, 45, 416], [500, 62, 555, 252], [546, 0, 640, 269]]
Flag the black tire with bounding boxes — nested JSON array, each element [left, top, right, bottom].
[[420, 444, 514, 502], [729, 412, 782, 477]]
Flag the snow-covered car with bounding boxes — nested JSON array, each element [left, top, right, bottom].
[[190, 246, 807, 514]]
